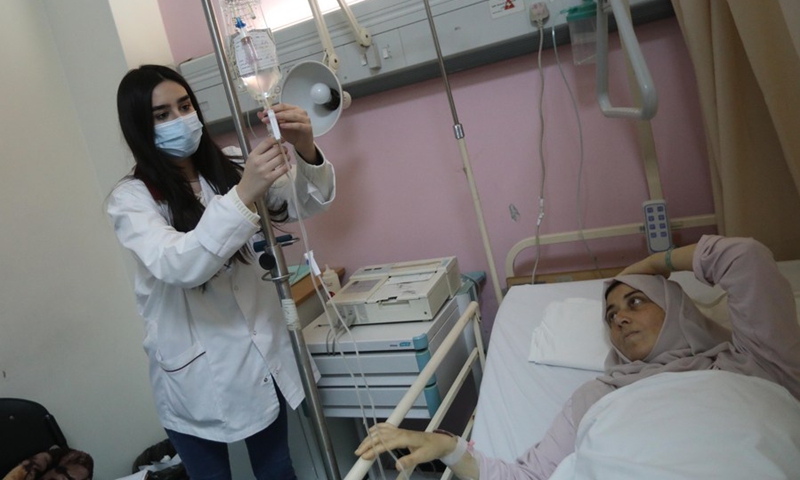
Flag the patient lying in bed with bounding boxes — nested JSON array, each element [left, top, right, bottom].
[[355, 235, 800, 479]]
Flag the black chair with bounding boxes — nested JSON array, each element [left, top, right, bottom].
[[0, 398, 69, 477]]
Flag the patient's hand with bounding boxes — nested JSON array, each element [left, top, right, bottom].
[[355, 423, 457, 472]]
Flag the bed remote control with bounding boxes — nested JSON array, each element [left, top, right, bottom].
[[642, 199, 672, 253]]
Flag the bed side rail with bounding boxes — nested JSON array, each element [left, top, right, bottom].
[[344, 301, 485, 480]]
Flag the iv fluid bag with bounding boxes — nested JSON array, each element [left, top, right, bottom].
[[232, 29, 281, 105], [222, 0, 282, 106]]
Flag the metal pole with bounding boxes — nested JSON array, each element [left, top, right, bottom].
[[200, 2, 341, 479], [422, 0, 504, 306]]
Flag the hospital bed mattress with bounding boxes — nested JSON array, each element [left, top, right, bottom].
[[471, 280, 600, 461]]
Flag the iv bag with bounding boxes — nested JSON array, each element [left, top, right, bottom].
[[222, 0, 282, 107]]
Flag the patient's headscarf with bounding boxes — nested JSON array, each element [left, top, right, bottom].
[[597, 274, 734, 389], [568, 271, 780, 425]]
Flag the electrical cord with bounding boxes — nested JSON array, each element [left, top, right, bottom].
[[236, 5, 396, 476], [531, 20, 547, 284], [273, 141, 397, 480], [550, 26, 602, 275]]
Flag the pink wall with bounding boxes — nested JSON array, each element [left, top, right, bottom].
[[158, 3, 713, 331], [158, 0, 215, 64]]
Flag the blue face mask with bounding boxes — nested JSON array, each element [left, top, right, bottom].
[[154, 111, 203, 158]]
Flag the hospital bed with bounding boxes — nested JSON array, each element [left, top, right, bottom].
[[470, 260, 800, 478], [343, 258, 800, 479]]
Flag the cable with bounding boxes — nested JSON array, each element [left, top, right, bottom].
[[531, 20, 547, 284], [272, 140, 397, 480], [245, 109, 257, 140], [551, 26, 602, 275], [229, 4, 409, 476]]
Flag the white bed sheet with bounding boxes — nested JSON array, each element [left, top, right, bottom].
[[471, 260, 800, 462], [551, 370, 800, 479], [471, 280, 602, 461]]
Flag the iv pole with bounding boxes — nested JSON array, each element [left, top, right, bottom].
[[422, 0, 505, 306], [200, 3, 341, 480]]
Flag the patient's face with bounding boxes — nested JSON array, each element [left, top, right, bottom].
[[605, 284, 665, 361]]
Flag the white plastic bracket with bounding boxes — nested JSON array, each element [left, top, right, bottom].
[[335, 0, 372, 48], [308, 0, 341, 72], [308, 0, 374, 73], [267, 108, 281, 141], [596, 0, 658, 119]]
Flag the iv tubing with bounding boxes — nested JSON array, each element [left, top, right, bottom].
[[344, 302, 482, 480], [422, 0, 504, 306], [276, 145, 397, 480], [200, 3, 340, 480], [551, 27, 601, 275], [530, 21, 546, 284], [227, 5, 391, 475]]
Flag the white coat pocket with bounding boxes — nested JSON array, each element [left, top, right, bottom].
[[156, 341, 224, 426]]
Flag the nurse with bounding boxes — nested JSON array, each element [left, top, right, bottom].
[[108, 64, 336, 480]]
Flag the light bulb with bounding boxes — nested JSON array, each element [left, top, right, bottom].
[[310, 83, 332, 105]]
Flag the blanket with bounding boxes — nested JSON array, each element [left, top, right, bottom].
[[550, 370, 800, 479]]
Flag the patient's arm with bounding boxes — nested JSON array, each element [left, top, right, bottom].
[[694, 235, 800, 400], [619, 244, 696, 276]]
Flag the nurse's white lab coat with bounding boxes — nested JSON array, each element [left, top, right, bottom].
[[107, 151, 335, 442]]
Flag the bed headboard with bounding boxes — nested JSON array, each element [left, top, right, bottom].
[[504, 216, 718, 280], [507, 266, 625, 288]]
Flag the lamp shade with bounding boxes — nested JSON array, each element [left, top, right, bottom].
[[279, 61, 347, 137]]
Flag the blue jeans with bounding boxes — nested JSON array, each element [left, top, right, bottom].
[[166, 388, 296, 480]]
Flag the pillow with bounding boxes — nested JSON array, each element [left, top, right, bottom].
[[549, 371, 800, 479], [528, 274, 731, 371], [528, 298, 611, 371]]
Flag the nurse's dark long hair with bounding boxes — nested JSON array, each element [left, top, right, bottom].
[[116, 65, 287, 267]]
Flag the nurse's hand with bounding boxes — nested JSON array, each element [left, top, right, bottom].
[[258, 103, 319, 165], [354, 423, 457, 472], [236, 136, 289, 206]]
